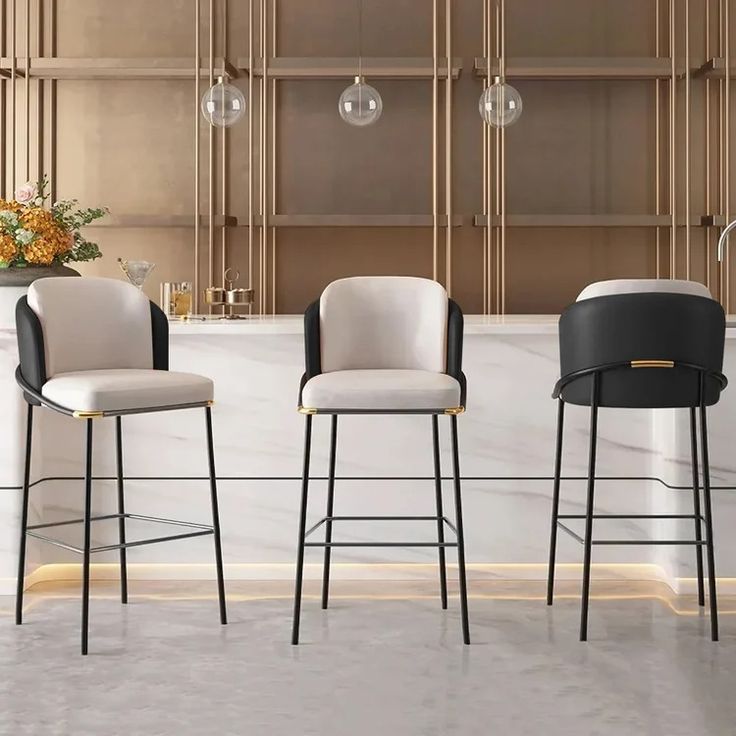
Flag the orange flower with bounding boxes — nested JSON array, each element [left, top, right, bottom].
[[0, 234, 17, 263], [20, 207, 71, 262]]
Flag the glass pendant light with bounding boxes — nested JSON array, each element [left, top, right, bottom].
[[479, 76, 523, 128], [201, 75, 246, 128], [338, 0, 382, 127]]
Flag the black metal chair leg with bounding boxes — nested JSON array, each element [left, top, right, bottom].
[[81, 418, 94, 655], [205, 407, 227, 625], [15, 404, 34, 626], [115, 417, 128, 605], [580, 373, 600, 642], [321, 415, 338, 610], [689, 407, 705, 607], [432, 415, 448, 610], [699, 387, 719, 641], [449, 414, 470, 645], [292, 414, 313, 645], [547, 398, 565, 605]]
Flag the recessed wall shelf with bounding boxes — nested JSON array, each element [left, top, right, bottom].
[[473, 57, 674, 80], [693, 58, 736, 79], [258, 214, 463, 227], [237, 57, 462, 80], [93, 215, 239, 228], [473, 214, 674, 228], [3, 57, 240, 80]]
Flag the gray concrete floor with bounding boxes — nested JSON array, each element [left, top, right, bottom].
[[1, 581, 735, 736]]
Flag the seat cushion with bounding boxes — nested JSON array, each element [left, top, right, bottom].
[[577, 279, 712, 301], [301, 370, 461, 411], [41, 369, 213, 412]]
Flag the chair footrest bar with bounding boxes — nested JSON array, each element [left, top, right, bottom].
[[303, 515, 459, 541], [25, 513, 214, 555], [592, 539, 708, 546], [91, 529, 214, 554], [304, 541, 459, 548], [558, 513, 705, 521], [557, 521, 709, 547], [27, 512, 212, 533]]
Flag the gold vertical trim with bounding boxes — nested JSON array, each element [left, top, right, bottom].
[[208, 0, 215, 314], [432, 0, 438, 282], [194, 0, 201, 313], [24, 0, 29, 181], [248, 0, 254, 315], [669, 0, 676, 279], [260, 0, 267, 315], [10, 0, 16, 192], [49, 0, 56, 201], [685, 0, 691, 280], [705, 0, 712, 291], [481, 0, 487, 313], [725, 0, 731, 312], [269, 0, 276, 314], [0, 0, 5, 200], [655, 0, 661, 279], [221, 0, 229, 316], [500, 0, 506, 314], [494, 0, 501, 315], [444, 0, 452, 296], [719, 0, 725, 304]]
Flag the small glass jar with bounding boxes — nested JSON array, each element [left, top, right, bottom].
[[161, 282, 193, 318]]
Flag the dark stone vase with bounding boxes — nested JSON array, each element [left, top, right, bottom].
[[0, 265, 81, 287]]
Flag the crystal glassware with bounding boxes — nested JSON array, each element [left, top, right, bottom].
[[118, 258, 155, 290]]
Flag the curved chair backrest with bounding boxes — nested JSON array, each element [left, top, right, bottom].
[[318, 276, 449, 372], [577, 278, 711, 301], [17, 277, 168, 395], [559, 280, 726, 408]]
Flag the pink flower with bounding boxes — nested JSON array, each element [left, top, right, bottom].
[[14, 182, 37, 205]]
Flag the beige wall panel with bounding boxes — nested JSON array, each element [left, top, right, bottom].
[[273, 227, 435, 313], [55, 0, 197, 56], [55, 80, 195, 214], [505, 228, 656, 313], [506, 0, 656, 56], [278, 80, 432, 214]]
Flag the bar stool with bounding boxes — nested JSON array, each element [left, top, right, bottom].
[[291, 276, 470, 644], [546, 279, 727, 641], [14, 277, 227, 654]]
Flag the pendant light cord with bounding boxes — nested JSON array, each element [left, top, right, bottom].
[[357, 0, 363, 78]]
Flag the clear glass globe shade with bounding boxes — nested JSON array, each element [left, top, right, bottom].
[[201, 79, 246, 128], [338, 78, 383, 127], [479, 81, 523, 128]]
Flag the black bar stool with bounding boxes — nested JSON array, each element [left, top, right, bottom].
[[547, 279, 727, 641], [15, 276, 227, 654], [291, 276, 470, 645]]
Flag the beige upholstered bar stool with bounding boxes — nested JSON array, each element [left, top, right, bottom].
[[14, 277, 227, 655], [291, 276, 470, 645]]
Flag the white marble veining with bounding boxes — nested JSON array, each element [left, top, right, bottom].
[[2, 315, 736, 595]]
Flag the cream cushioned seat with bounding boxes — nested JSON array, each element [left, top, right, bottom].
[[301, 369, 461, 411], [42, 369, 214, 412]]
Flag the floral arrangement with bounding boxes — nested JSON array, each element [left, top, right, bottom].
[[0, 178, 107, 268]]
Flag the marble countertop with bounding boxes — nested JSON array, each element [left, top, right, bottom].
[[169, 314, 561, 335], [169, 314, 736, 336]]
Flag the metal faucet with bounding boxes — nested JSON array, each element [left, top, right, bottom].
[[717, 219, 736, 262]]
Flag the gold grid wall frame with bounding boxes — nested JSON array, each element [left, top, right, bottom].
[[0, 1, 734, 315]]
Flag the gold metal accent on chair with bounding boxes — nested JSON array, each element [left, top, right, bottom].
[[72, 410, 105, 419], [444, 406, 466, 415], [630, 360, 675, 369], [297, 406, 318, 415]]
